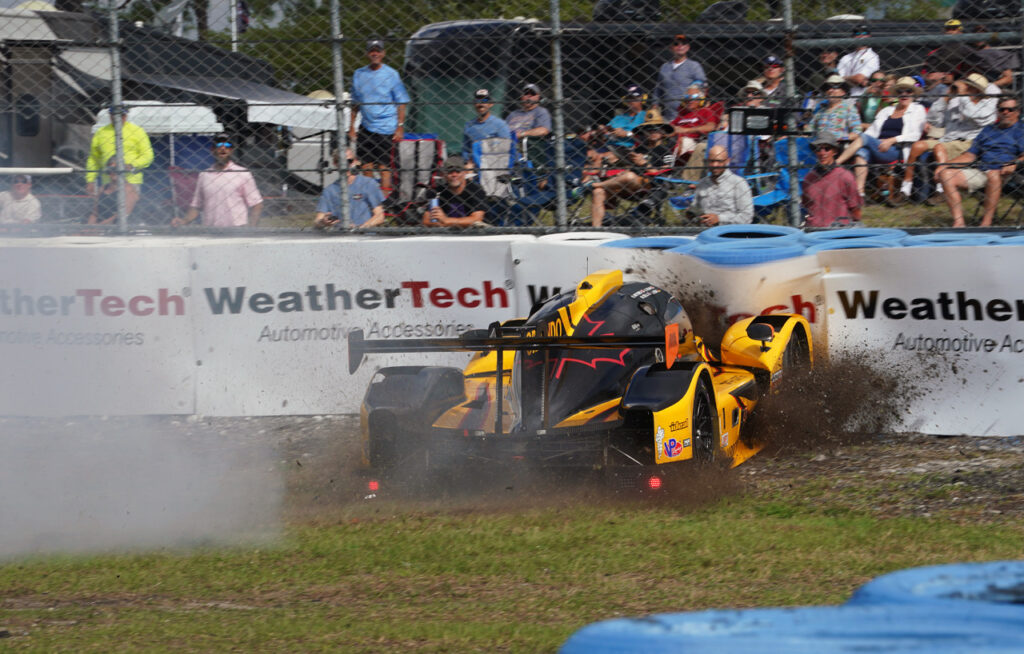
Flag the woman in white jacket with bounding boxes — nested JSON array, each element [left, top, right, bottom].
[[836, 76, 927, 198]]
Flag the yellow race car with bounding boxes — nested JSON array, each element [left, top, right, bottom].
[[348, 269, 811, 492]]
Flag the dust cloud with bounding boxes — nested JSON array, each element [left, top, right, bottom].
[[0, 417, 282, 559]]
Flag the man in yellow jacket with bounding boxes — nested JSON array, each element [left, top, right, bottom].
[[85, 107, 154, 217]]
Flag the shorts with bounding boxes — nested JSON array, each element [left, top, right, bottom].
[[937, 139, 971, 160], [356, 126, 394, 166], [962, 168, 992, 192]]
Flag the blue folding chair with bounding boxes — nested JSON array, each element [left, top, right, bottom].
[[500, 137, 589, 226]]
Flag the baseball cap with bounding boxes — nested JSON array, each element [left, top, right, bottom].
[[764, 55, 783, 67], [624, 84, 644, 99], [743, 79, 764, 92], [442, 155, 467, 172], [212, 133, 233, 146], [944, 19, 962, 29], [12, 174, 31, 183], [672, 33, 689, 44], [474, 88, 492, 102], [366, 39, 385, 51], [852, 24, 870, 36], [811, 132, 840, 150], [522, 83, 541, 95]]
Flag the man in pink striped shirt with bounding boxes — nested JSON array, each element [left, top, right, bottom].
[[173, 134, 263, 227]]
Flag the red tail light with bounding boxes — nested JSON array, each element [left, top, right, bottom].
[[647, 476, 663, 490], [367, 480, 380, 492]]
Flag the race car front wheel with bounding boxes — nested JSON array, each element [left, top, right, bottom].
[[692, 378, 716, 465]]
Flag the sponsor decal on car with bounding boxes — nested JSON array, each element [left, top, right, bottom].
[[663, 438, 683, 458], [669, 419, 688, 432]]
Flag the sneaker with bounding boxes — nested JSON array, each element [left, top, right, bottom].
[[925, 192, 945, 206]]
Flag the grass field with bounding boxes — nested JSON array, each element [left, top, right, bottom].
[[2, 428, 1021, 652]]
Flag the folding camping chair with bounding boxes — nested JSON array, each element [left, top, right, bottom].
[[500, 136, 589, 226], [471, 136, 517, 222], [388, 133, 446, 225]]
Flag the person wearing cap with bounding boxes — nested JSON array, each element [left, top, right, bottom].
[[806, 46, 841, 96], [836, 77, 925, 199], [857, 71, 895, 129], [0, 174, 41, 224], [900, 72, 996, 203], [505, 84, 552, 142], [670, 82, 724, 181], [690, 145, 753, 226], [313, 150, 385, 230], [422, 155, 488, 228], [972, 26, 1018, 89], [802, 132, 862, 227], [837, 25, 880, 97], [753, 55, 785, 106], [172, 134, 263, 228], [584, 109, 677, 227], [936, 96, 1024, 227], [349, 38, 410, 197], [807, 75, 861, 143], [584, 85, 649, 180], [462, 89, 512, 161], [654, 34, 708, 120], [85, 106, 153, 218]]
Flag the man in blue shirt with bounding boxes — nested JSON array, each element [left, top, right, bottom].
[[348, 39, 410, 197], [654, 34, 707, 120], [313, 151, 386, 229], [936, 97, 1024, 227], [462, 89, 512, 160]]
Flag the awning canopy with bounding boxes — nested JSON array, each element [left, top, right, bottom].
[[126, 74, 344, 131]]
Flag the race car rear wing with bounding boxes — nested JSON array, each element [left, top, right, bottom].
[[348, 322, 681, 375]]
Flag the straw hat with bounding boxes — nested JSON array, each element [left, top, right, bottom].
[[893, 77, 921, 95], [634, 106, 675, 135], [964, 73, 989, 93]]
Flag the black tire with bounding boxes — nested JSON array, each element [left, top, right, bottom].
[[692, 378, 716, 465], [781, 326, 810, 372]]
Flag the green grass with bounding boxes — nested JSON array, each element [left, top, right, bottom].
[[2, 491, 1021, 652]]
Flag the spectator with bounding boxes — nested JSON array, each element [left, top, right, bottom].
[[919, 69, 950, 108], [584, 84, 648, 180], [691, 145, 753, 226], [802, 132, 863, 227], [349, 39, 409, 198], [944, 18, 964, 36], [671, 82, 723, 181], [422, 155, 488, 228], [807, 75, 861, 142], [972, 27, 1018, 89], [313, 150, 385, 230], [87, 157, 122, 225], [754, 55, 786, 106], [937, 97, 1024, 227], [837, 77, 926, 199], [584, 109, 677, 227], [857, 72, 893, 129], [172, 134, 263, 228], [0, 174, 41, 224], [85, 106, 153, 218], [505, 83, 552, 142], [806, 46, 841, 96], [837, 25, 880, 97], [462, 88, 512, 160], [655, 34, 708, 120], [718, 80, 766, 130], [900, 73, 996, 203]]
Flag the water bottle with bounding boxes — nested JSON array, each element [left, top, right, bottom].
[[429, 197, 439, 209]]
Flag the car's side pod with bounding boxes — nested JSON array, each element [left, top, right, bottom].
[[719, 314, 813, 375], [621, 362, 703, 414]]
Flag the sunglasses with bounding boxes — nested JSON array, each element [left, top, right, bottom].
[[998, 106, 1019, 112], [870, 78, 885, 83], [897, 89, 915, 96], [812, 145, 836, 152], [214, 141, 233, 148]]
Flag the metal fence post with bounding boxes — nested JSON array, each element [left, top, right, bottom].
[[107, 0, 127, 233], [330, 0, 351, 228], [783, 0, 800, 228], [550, 0, 567, 228]]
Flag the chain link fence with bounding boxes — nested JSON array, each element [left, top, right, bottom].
[[2, 0, 1023, 232]]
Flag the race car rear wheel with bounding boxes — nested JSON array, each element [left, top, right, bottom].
[[692, 378, 716, 465]]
